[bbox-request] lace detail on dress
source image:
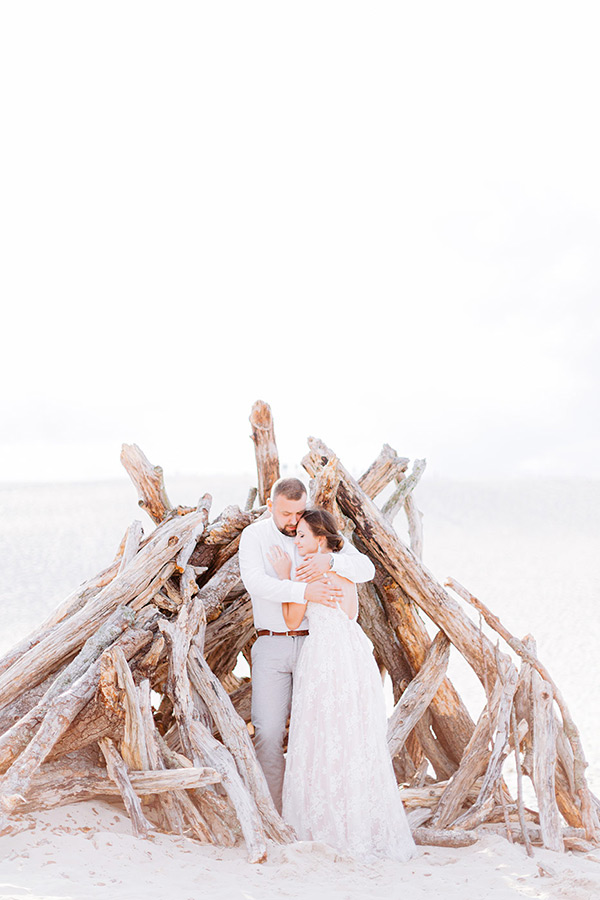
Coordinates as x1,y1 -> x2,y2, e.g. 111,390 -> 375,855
282,602 -> 416,863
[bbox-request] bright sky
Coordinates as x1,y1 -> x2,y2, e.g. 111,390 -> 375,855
2,2 -> 599,483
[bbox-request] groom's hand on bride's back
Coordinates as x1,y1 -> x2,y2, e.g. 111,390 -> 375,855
304,576 -> 343,608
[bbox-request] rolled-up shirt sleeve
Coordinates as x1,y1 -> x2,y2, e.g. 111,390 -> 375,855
239,526 -> 307,605
331,538 -> 375,583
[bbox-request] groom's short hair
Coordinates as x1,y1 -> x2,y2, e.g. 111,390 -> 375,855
271,477 -> 307,502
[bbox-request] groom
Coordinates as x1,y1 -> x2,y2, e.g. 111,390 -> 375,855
239,476 -> 374,813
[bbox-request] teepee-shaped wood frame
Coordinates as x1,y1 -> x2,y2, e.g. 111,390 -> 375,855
0,400 -> 597,860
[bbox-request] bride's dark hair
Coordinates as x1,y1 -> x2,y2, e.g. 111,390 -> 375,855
299,507 -> 344,552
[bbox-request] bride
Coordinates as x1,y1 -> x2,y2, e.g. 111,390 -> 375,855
266,507 -> 416,863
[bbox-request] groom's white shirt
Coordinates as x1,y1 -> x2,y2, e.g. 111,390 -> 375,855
239,514 -> 375,632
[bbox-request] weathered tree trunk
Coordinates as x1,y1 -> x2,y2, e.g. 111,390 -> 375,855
412,826 -> 478,847
303,437 -> 498,681
187,646 -> 294,843
373,568 -> 475,767
19,762 -> 221,815
205,592 -> 254,680
358,444 -> 409,499
382,458 -> 426,522
99,737 -> 154,839
120,443 -> 173,523
532,670 -> 564,851
160,595 -> 267,863
249,400 -> 280,505
432,662 -> 515,830
452,657 -> 519,830
387,631 -> 450,758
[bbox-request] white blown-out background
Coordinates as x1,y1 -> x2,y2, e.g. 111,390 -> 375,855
1,0 -> 599,808
1,2 -> 599,485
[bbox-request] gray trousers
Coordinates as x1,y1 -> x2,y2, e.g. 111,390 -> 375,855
251,634 -> 307,814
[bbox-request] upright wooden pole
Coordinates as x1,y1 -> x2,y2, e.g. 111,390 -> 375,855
249,401 -> 280,505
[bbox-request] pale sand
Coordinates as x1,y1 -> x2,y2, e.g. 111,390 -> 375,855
1,801 -> 600,900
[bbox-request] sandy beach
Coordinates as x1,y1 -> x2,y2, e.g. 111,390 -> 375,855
1,799 -> 600,900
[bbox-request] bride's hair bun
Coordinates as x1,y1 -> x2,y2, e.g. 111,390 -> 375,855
299,507 -> 344,552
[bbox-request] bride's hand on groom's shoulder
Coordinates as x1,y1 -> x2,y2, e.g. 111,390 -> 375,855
295,553 -> 331,583
266,546 -> 292,580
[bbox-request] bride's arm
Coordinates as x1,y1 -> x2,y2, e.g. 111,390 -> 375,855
282,600 -> 308,629
266,547 -> 308,628
266,548 -> 341,628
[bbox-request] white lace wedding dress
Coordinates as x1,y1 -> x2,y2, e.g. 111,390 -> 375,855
282,600 -> 416,863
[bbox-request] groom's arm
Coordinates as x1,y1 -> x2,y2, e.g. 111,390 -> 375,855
333,538 -> 375,583
239,526 -> 307,605
239,527 -> 344,606
296,538 -> 375,584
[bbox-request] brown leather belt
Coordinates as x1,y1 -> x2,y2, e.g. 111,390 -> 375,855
256,629 -> 309,637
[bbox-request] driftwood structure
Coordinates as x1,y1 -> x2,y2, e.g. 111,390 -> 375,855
0,401 -> 598,861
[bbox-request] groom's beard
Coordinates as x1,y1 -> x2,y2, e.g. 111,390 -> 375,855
277,523 -> 298,537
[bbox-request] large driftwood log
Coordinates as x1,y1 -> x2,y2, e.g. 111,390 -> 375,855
374,568 -> 475,766
118,521 -> 145,573
190,508 -> 261,579
19,762 -> 221,814
303,438 -> 500,686
532,670 -> 564,851
187,646 -> 294,843
311,456 -> 343,526
175,496 -> 212,574
412,826 -> 478,847
0,677 -> 60,738
99,737 -> 154,839
452,657 -> 519,831
432,658 -> 517,830
358,444 -> 409,499
382,458 -> 427,522
205,592 -> 254,680
387,631 -> 451,758
160,595 -> 267,863
158,739 -> 237,846
120,443 -> 173,524
108,649 -> 214,840
399,779 -> 483,810
356,582 -> 414,700
197,555 -> 242,621
249,400 -> 280,505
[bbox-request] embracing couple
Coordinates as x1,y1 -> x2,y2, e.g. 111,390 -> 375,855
239,477 -> 416,863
